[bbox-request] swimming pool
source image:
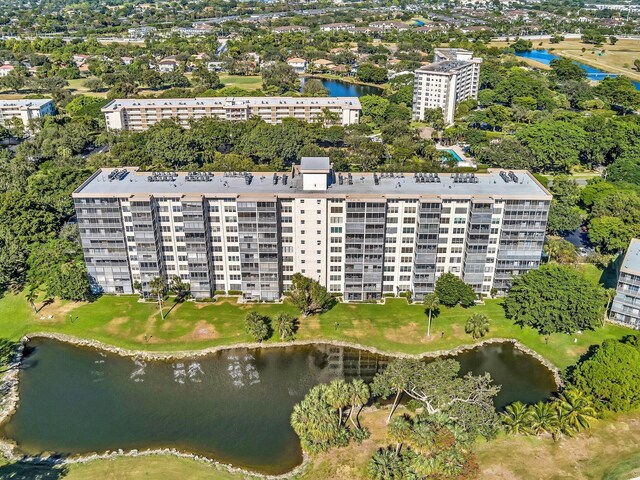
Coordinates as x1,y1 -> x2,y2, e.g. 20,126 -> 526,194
440,148 -> 464,163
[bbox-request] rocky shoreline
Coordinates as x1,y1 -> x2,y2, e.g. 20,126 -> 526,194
0,332 -> 563,476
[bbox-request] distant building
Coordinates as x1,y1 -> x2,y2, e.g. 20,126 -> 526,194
368,20 -> 409,31
0,64 -> 15,77
412,48 -> 482,125
101,97 -> 362,130
0,99 -> 55,129
319,23 -> 355,32
128,26 -> 157,39
158,57 -> 179,73
121,56 -> 134,65
610,239 -> 640,329
271,25 -> 309,33
287,57 -> 307,74
272,25 -> 310,34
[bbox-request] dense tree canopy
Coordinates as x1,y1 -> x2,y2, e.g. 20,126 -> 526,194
504,264 -> 606,335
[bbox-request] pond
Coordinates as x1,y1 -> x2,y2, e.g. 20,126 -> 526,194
301,76 -> 384,97
0,339 -> 557,475
515,49 -> 640,90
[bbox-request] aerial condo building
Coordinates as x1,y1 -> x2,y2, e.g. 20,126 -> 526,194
610,238 -> 640,329
0,99 -> 55,129
101,97 -> 362,130
73,159 -> 551,301
412,48 -> 482,125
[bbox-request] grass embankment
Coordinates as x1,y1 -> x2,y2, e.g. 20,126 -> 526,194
491,38 -> 640,82
10,407 -> 637,480
0,263 -> 631,369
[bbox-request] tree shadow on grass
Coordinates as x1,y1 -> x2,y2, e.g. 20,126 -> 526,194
0,458 -> 68,480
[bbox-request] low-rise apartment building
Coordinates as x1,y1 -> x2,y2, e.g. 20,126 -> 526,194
412,48 -> 482,125
73,159 -> 551,301
0,99 -> 55,128
610,239 -> 640,329
101,97 -> 362,130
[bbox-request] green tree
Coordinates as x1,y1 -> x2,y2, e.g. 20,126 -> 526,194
367,447 -> 403,480
289,273 -> 332,316
357,63 -> 388,84
149,276 -> 166,321
274,312 -> 297,341
501,401 -> 531,435
465,313 -> 490,340
569,336 -> 640,412
244,311 -> 271,342
594,76 -> 640,113
261,62 -> 299,94
528,402 -> 558,436
348,379 -> 370,429
326,379 -> 352,427
422,108 -> 445,131
550,58 -> 587,82
588,216 -> 633,253
504,264 -> 606,335
423,292 -> 440,337
511,38 -> 533,52
434,273 -> 476,307
301,78 -> 329,96
516,121 -> 587,172
25,286 -> 39,313
554,388 -> 596,435
359,95 -> 390,126
544,238 -> 577,264
169,275 -> 190,302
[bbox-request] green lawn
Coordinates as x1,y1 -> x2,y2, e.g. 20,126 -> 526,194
0,456 -> 243,480
218,74 -> 263,90
0,287 -> 631,369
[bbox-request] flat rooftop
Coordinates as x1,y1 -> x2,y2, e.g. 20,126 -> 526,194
0,99 -> 53,108
74,167 -> 551,200
417,60 -> 471,74
621,239 -> 640,274
101,97 -> 362,112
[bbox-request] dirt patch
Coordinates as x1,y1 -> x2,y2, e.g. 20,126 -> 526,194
383,322 -> 426,344
341,319 -> 372,339
104,317 -> 130,335
35,300 -> 82,324
178,320 -> 218,341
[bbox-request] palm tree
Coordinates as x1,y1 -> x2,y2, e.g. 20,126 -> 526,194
326,379 -> 351,427
388,415 -> 412,454
367,447 -> 402,480
274,312 -> 296,341
464,313 -> 490,340
603,288 -> 616,326
554,389 -> 596,435
501,401 -> 532,435
423,293 -> 440,337
347,379 -> 370,429
149,276 -> 166,321
25,287 -> 38,314
528,401 -> 558,436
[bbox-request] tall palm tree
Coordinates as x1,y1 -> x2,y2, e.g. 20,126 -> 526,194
326,379 -> 351,427
528,401 -> 558,436
25,287 -> 38,314
347,379 -> 370,429
554,389 -> 596,435
149,276 -> 166,321
423,293 -> 440,337
465,313 -> 490,340
501,401 -> 532,435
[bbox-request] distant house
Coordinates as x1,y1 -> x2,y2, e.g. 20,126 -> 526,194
0,64 -> 15,77
352,26 -> 383,35
72,54 -> 90,66
158,57 -> 179,73
312,58 -> 335,69
272,25 -> 310,34
128,26 -> 156,39
319,23 -> 355,32
121,56 -> 134,65
368,20 -> 409,31
287,57 -> 307,74
207,61 -> 223,72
